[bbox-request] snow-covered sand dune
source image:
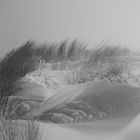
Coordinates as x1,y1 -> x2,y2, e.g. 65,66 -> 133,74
18,78 -> 140,122
16,77 -> 140,140
1,41 -> 140,139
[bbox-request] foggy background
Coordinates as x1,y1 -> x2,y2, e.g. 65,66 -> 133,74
0,0 -> 140,56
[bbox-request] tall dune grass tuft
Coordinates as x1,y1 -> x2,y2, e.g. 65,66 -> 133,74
0,117 -> 42,140
0,102 -> 42,140
0,39 -> 135,119
0,41 -> 42,112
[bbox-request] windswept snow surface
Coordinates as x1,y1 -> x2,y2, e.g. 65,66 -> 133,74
11,63 -> 140,140
16,72 -> 140,123
39,118 -> 134,140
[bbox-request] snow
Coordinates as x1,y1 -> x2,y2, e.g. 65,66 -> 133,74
39,116 -> 140,140
12,61 -> 140,139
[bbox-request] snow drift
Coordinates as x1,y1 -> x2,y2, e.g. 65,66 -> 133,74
17,78 -> 140,123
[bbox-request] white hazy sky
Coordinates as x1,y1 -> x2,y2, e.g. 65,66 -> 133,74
0,0 -> 140,56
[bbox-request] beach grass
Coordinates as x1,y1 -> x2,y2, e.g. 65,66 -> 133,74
0,40 -> 138,139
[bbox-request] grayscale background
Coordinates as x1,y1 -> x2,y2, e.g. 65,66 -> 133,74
0,0 -> 140,56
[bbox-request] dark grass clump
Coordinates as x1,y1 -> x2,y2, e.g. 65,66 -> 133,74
0,117 -> 42,140
66,40 -> 89,61
0,41 -> 43,113
38,40 -> 89,62
0,40 -> 89,116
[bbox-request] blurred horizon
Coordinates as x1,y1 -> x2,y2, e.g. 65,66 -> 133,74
1,0 -> 140,56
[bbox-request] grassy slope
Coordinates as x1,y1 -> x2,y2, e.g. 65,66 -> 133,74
0,40 -> 139,139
